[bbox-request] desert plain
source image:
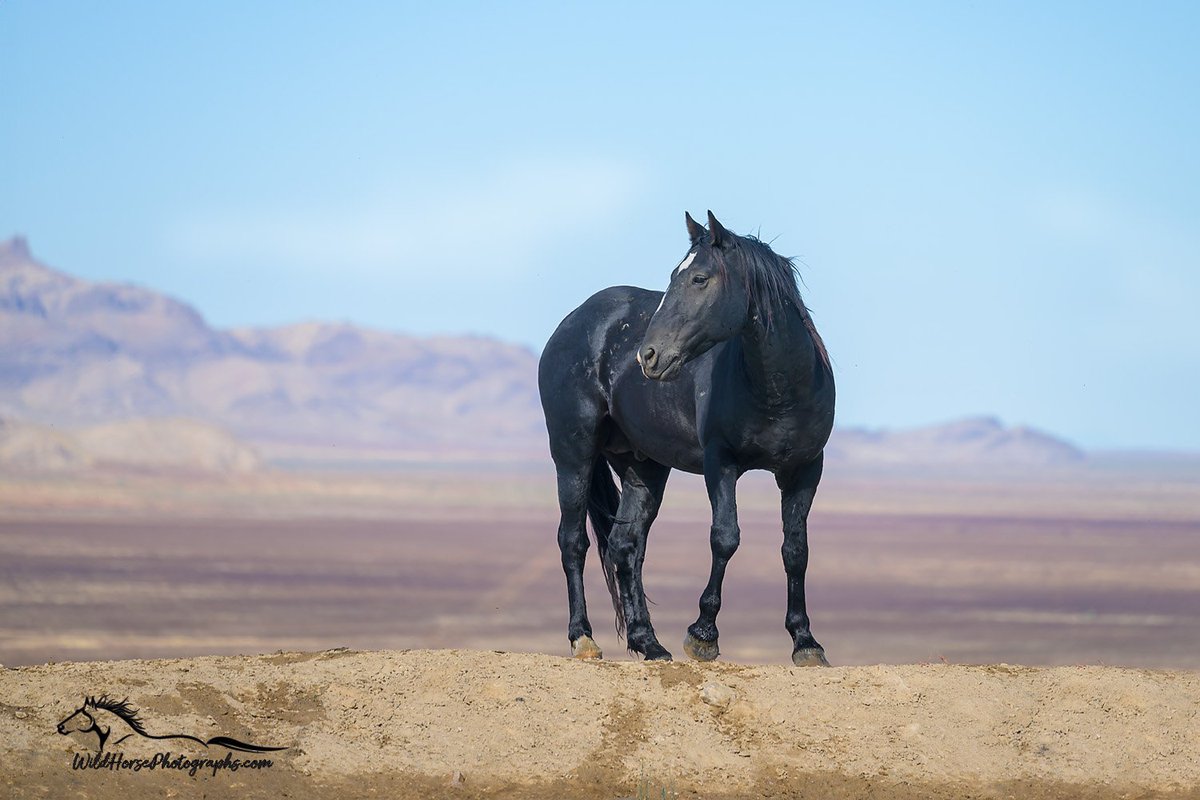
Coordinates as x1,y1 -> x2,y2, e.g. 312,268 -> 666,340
2,457 -> 1197,669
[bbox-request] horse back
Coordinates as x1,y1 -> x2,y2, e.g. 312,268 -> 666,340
539,285 -> 658,402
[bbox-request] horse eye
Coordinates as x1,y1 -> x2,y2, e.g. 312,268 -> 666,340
691,274 -> 708,286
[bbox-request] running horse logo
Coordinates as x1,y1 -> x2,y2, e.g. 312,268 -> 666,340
56,695 -> 288,753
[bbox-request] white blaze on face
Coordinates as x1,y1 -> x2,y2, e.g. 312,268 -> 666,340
674,251 -> 697,276
654,251 -> 697,315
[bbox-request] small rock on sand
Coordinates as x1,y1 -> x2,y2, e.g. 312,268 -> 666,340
700,681 -> 736,708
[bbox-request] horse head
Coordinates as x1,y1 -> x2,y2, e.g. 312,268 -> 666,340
638,211 -> 750,381
57,704 -> 94,735
56,695 -> 140,751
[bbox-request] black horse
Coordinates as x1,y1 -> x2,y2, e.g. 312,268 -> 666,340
539,211 -> 835,666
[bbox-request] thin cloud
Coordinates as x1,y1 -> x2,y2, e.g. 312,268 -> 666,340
165,157 -> 642,276
1026,186 -> 1198,353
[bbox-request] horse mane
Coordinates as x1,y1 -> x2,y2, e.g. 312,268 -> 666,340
86,695 -> 149,735
713,232 -> 831,371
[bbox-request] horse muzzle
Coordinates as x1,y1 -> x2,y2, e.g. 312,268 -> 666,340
637,345 -> 683,381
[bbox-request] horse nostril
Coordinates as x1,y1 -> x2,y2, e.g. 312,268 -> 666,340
639,346 -> 658,369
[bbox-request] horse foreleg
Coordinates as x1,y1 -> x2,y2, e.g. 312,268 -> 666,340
684,448 -> 739,662
778,454 -> 829,667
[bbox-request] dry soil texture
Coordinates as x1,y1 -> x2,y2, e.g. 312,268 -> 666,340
3,648 -> 1199,800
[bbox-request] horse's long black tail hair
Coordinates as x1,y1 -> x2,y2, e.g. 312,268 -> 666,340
586,455 -> 626,638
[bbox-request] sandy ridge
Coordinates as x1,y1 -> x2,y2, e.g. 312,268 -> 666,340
3,648 -> 1199,799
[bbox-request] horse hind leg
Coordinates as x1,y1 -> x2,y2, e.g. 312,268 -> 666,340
553,451 -> 604,659
544,360 -> 622,661
603,456 -> 672,661
568,459 -> 604,661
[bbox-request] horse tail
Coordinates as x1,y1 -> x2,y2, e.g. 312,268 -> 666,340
205,735 -> 288,753
586,455 -> 626,638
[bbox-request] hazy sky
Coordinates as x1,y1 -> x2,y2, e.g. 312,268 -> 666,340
3,3 -> 1198,450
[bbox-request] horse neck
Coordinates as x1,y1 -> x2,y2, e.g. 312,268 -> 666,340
93,709 -> 133,737
86,714 -> 112,749
736,302 -> 821,408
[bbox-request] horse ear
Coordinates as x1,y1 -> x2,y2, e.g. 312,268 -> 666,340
707,210 -> 730,248
685,211 -> 705,245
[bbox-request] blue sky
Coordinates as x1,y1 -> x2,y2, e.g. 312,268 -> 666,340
3,2 -> 1198,450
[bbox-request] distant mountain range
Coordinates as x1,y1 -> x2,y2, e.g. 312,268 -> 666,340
829,416 -> 1083,467
0,236 -> 1085,470
0,236 -> 543,461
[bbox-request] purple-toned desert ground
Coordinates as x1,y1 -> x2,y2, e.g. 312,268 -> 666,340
2,462 -> 1196,670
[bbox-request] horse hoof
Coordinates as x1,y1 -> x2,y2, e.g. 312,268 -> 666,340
683,633 -> 720,662
792,647 -> 830,667
643,644 -> 673,661
571,636 -> 603,660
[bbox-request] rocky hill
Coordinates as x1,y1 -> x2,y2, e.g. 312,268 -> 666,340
3,648 -> 1197,799
0,416 -> 261,473
0,237 -> 543,454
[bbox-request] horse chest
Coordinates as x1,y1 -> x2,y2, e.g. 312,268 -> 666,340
720,407 -> 825,471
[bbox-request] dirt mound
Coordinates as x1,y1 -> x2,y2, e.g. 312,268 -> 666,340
3,648 -> 1198,799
